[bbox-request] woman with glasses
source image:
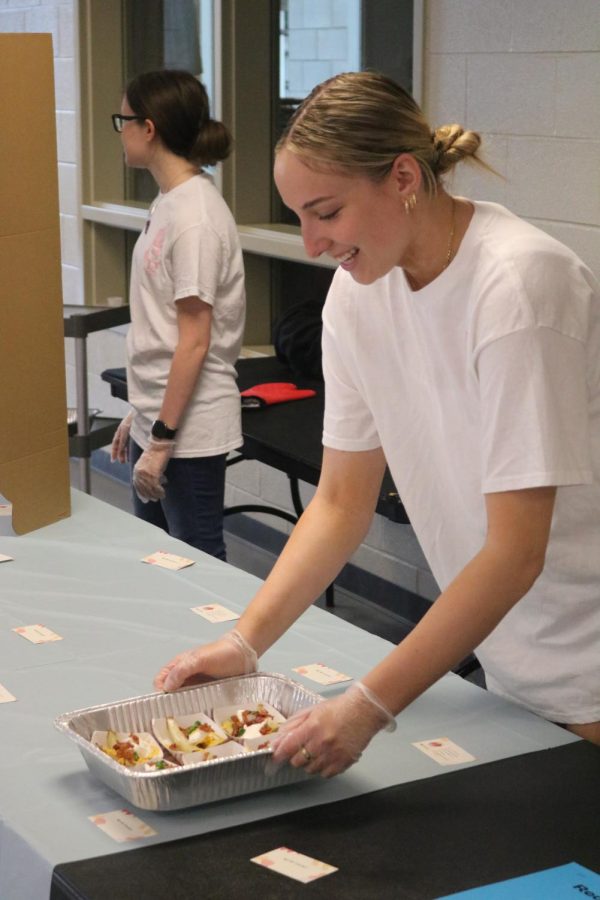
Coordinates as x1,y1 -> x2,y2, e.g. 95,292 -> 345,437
110,69 -> 245,560
155,71 -> 600,770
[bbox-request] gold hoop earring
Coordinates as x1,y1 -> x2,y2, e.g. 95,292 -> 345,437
403,193 -> 417,215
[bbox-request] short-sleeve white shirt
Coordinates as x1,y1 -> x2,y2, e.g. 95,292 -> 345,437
322,201 -> 600,722
127,173 -> 245,457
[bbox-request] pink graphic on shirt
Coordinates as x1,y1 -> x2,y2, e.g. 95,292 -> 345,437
144,228 -> 166,275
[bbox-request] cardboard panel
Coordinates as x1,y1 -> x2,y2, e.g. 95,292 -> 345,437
0,34 -> 71,533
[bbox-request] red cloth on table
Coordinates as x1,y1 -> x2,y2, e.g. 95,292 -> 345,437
240,382 -> 316,408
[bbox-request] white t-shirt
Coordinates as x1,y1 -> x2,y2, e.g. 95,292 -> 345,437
322,200 -> 600,723
127,173 -> 245,457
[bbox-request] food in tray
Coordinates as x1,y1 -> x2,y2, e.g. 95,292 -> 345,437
91,703 -> 287,773
151,712 -> 234,765
91,730 -> 163,769
166,715 -> 227,752
214,701 -> 286,750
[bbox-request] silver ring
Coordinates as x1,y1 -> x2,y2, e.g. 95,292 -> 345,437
300,745 -> 313,762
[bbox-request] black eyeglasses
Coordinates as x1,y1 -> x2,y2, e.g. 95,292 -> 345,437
111,113 -> 145,133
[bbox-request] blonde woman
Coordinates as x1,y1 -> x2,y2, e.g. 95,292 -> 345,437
155,72 -> 600,770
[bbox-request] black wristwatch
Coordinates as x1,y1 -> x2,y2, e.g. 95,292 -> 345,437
151,419 -> 178,440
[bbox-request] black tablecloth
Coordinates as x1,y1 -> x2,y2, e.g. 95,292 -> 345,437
52,741 -> 600,900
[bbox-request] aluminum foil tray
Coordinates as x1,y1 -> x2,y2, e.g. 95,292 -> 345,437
54,673 -> 322,811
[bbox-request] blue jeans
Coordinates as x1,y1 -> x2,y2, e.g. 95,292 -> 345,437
130,440 -> 227,560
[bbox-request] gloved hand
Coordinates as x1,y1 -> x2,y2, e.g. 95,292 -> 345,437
132,438 -> 175,502
270,681 -> 397,778
110,411 -> 134,464
240,382 -> 316,408
154,629 -> 258,692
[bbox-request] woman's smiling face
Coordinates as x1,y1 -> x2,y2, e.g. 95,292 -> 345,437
274,148 -> 408,285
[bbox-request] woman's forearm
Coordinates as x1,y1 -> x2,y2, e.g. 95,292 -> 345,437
157,297 -> 212,429
158,342 -> 207,428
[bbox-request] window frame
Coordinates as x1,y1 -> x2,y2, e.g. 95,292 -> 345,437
79,0 -> 423,336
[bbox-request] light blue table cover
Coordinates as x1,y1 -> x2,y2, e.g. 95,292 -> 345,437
0,491 -> 577,899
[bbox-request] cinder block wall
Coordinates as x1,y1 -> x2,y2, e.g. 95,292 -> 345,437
425,0 -> 599,274
284,0 -> 361,96
3,0 -> 598,601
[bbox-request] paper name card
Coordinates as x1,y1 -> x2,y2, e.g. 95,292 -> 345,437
89,809 -> 157,843
142,551 -> 195,570
13,624 -> 63,644
412,737 -> 475,766
191,603 -> 240,623
292,662 -> 353,685
251,846 -> 338,884
0,683 -> 16,703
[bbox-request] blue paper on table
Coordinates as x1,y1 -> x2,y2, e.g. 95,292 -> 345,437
437,862 -> 600,899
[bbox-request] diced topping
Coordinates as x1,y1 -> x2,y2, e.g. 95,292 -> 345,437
224,706 -> 273,735
184,720 -> 214,737
113,740 -> 137,764
259,721 -> 279,735
241,705 -> 269,726
222,713 -> 246,738
100,737 -> 156,767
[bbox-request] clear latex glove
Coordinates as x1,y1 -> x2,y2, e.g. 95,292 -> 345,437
270,681 -> 397,779
132,438 -> 176,503
110,411 -> 134,464
154,629 -> 258,692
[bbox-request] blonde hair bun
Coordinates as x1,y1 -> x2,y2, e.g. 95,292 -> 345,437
432,125 -> 482,175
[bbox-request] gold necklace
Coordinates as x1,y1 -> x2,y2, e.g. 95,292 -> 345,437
406,199 -> 457,290
443,198 -> 456,270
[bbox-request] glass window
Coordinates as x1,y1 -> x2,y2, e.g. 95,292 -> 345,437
273,0 -> 414,325
275,0 -> 413,229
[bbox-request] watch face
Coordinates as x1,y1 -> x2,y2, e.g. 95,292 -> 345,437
152,420 -> 173,440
